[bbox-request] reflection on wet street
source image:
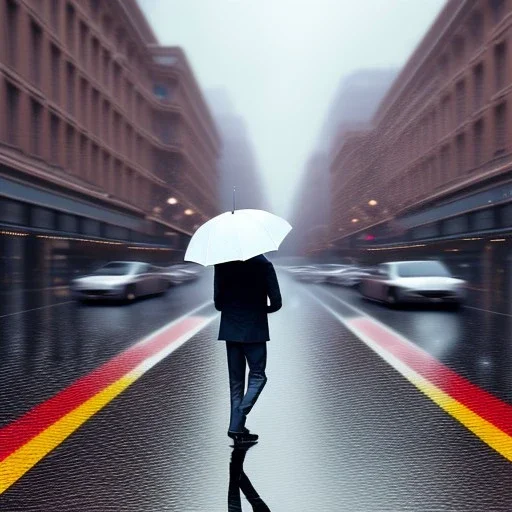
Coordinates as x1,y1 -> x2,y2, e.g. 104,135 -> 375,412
0,271 -> 511,511
228,444 -> 271,512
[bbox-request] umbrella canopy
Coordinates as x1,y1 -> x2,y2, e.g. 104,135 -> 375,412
184,209 -> 292,266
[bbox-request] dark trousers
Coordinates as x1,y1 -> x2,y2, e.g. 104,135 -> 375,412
226,341 -> 268,432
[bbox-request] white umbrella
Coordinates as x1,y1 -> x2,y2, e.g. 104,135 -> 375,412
184,209 -> 292,266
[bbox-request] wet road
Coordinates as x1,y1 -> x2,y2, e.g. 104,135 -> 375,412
0,270 -> 511,511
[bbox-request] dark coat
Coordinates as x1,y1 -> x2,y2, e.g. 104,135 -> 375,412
214,254 -> 282,342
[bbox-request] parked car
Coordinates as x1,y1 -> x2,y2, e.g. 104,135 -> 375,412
359,260 -> 466,307
71,261 -> 169,302
325,266 -> 374,287
163,263 -> 203,285
291,264 -> 350,283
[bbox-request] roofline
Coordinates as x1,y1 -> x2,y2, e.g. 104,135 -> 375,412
118,0 -> 159,44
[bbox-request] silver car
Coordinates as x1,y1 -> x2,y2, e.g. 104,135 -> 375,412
325,267 -> 373,287
163,263 -> 203,285
360,260 -> 467,307
71,261 -> 169,302
291,264 -> 350,283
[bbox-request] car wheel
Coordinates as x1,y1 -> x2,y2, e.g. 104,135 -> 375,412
386,288 -> 399,307
125,284 -> 137,302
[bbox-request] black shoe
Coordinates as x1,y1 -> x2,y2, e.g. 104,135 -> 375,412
227,430 -> 259,444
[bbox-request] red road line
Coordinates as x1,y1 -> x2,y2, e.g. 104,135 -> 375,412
350,317 -> 512,436
0,316 -> 206,462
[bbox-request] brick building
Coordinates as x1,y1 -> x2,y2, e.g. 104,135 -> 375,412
0,0 -> 220,286
329,0 -> 512,253
287,70 -> 396,258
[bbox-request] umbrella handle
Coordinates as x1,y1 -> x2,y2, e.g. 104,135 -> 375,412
232,186 -> 236,214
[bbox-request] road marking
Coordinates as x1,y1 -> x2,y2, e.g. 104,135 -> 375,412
0,301 -> 74,319
464,305 -> 512,317
306,288 -> 512,462
0,300 -> 217,493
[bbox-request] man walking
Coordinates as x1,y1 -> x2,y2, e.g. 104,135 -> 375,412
214,253 -> 282,444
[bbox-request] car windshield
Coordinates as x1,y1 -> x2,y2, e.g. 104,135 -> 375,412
396,261 -> 451,278
92,262 -> 136,276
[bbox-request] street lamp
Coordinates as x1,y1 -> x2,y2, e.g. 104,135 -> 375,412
368,199 -> 378,207
351,218 -> 359,223
167,197 -> 178,205
184,209 -> 194,216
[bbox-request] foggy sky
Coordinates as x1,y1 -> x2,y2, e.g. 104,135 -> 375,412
137,0 -> 447,218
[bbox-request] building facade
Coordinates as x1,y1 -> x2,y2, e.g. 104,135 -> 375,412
0,0 -> 220,286
329,0 -> 512,249
287,70 -> 396,258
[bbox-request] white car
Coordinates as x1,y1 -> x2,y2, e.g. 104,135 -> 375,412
71,261 -> 169,302
360,260 -> 466,307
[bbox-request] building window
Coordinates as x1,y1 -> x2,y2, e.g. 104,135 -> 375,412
126,125 -> 133,159
494,42 -> 507,91
490,0 -> 506,24
6,83 -> 19,146
153,84 -> 169,100
137,134 -> 143,165
126,169 -> 133,202
103,100 -> 110,143
452,36 -> 465,64
66,3 -> 75,53
116,29 -> 125,52
51,45 -> 61,102
80,78 -> 88,127
92,89 -> 100,135
66,125 -> 75,171
90,0 -> 100,20
92,38 -> 100,75
102,152 -> 110,190
113,63 -> 122,95
114,112 -> 121,150
472,209 -> 495,230
102,15 -> 112,38
50,114 -> 60,163
456,133 -> 466,174
6,0 -> 18,67
455,80 -> 466,125
114,159 -> 122,195
428,157 -> 437,191
80,135 -> 88,176
102,50 -> 110,89
126,81 -> 133,116
473,63 -> 484,111
79,22 -> 88,65
469,11 -> 484,45
31,100 -> 42,156
66,63 -> 75,115
91,144 -> 99,182
474,118 -> 484,166
441,144 -> 451,179
50,0 -> 60,32
31,22 -> 43,86
495,102 -> 507,153
441,95 -> 451,133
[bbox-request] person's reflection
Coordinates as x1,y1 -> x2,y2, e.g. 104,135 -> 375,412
228,444 -> 271,511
